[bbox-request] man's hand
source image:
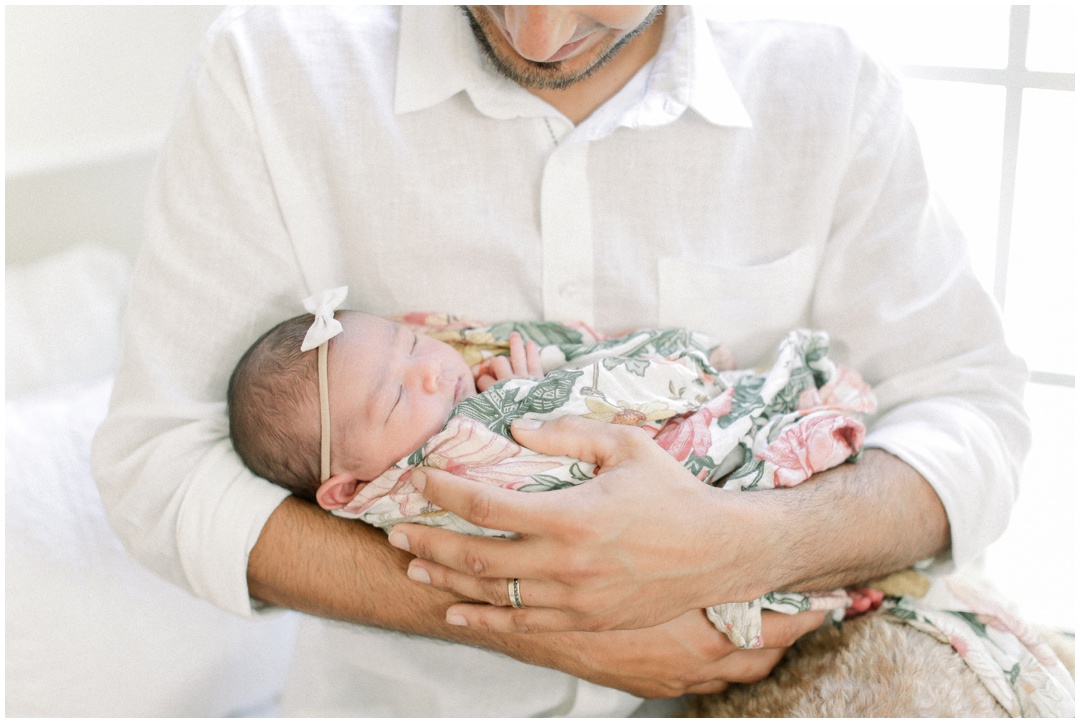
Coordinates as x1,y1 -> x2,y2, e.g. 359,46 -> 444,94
542,608 -> 829,698
249,495 -> 825,699
390,417 -> 950,635
476,331 -> 543,391
389,415 -> 766,633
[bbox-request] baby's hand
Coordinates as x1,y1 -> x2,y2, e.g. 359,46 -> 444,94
709,344 -> 737,371
476,332 -> 543,392
844,587 -> 885,619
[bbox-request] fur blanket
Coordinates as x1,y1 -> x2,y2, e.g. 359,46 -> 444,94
685,612 -> 1075,717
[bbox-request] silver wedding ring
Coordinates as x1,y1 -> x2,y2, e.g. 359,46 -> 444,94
508,578 -> 524,609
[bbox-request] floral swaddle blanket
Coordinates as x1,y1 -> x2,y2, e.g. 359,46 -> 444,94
333,315 -> 1073,717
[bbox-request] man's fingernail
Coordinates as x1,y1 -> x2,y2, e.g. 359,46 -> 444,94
447,614 -> 468,627
512,418 -> 542,431
388,531 -> 410,552
407,564 -> 430,584
411,470 -> 426,491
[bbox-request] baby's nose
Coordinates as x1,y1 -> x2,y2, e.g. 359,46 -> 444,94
411,357 -> 441,394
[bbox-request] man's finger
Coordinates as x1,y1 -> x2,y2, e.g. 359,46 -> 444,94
408,468 -> 573,535
390,520 -> 526,578
757,609 -> 829,649
710,646 -> 788,685
408,558 -> 565,610
509,415 -> 652,469
444,601 -> 596,633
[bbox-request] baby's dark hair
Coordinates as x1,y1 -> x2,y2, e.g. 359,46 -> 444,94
227,314 -> 322,501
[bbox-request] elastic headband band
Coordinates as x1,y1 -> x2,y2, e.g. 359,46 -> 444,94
300,286 -> 349,484
317,343 -> 331,482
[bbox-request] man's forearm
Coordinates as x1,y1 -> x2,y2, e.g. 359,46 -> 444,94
249,496 -> 577,663
745,449 -> 951,596
251,496 -> 482,633
247,497 -> 823,698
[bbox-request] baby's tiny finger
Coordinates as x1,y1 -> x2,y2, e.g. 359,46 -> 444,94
509,332 -> 527,374
525,339 -> 542,377
491,355 -> 513,381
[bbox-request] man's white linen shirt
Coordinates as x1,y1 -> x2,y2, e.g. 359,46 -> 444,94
94,0 -> 1028,674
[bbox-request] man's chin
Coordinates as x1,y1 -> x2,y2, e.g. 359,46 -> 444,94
460,6 -> 639,92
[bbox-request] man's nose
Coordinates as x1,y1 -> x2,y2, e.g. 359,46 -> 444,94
501,6 -> 578,62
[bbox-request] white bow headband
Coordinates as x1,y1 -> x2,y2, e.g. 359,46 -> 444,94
301,286 -> 348,482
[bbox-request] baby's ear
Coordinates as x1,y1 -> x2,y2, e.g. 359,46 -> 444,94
315,473 -> 363,510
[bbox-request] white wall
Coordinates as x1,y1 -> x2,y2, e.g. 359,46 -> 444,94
5,6 -> 223,263
6,5 -> 224,174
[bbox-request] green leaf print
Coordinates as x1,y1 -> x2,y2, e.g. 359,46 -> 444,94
761,368 -> 812,417
560,327 -> 710,367
567,462 -> 593,482
948,610 -> 989,638
451,385 -> 524,437
762,591 -> 812,612
637,327 -> 705,358
487,321 -> 584,346
603,355 -> 651,377
407,446 -> 426,466
519,369 -> 584,415
887,605 -> 920,622
727,449 -> 766,491
801,332 -> 832,384
720,375 -> 766,429
684,453 -> 716,478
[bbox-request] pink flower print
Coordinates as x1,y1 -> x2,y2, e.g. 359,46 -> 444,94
950,635 -> 970,657
654,389 -> 733,462
582,396 -> 677,426
392,311 -> 480,335
339,467 -> 411,516
347,417 -> 565,518
819,365 -> 877,414
654,413 -> 712,463
797,387 -> 823,410
424,417 -> 563,490
757,413 -> 866,487
704,387 -> 734,419
945,578 -> 1062,668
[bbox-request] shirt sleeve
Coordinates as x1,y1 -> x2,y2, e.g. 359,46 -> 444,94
91,13 -> 312,616
810,50 -> 1031,571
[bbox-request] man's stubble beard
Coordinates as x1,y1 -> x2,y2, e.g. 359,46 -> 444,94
460,6 -> 664,91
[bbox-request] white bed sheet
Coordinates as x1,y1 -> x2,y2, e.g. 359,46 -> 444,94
5,244 -> 298,717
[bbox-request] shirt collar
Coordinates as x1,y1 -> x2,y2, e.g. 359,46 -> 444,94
394,5 -> 752,131
395,6 -> 552,120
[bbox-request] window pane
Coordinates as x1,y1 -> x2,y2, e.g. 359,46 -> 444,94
1027,4 -> 1076,73
1004,89 -> 1076,375
704,4 -> 1010,69
901,80 -> 1004,294
983,383 -> 1074,631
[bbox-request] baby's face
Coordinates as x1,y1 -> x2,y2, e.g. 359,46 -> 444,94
327,312 -> 477,481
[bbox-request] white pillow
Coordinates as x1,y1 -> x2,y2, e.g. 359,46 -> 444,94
5,244 -> 131,399
5,378 -> 299,717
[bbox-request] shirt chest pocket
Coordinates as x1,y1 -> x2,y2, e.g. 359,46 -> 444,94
657,245 -> 818,366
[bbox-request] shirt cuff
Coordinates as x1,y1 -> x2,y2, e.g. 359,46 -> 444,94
863,398 -> 1020,573
176,440 -> 293,618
